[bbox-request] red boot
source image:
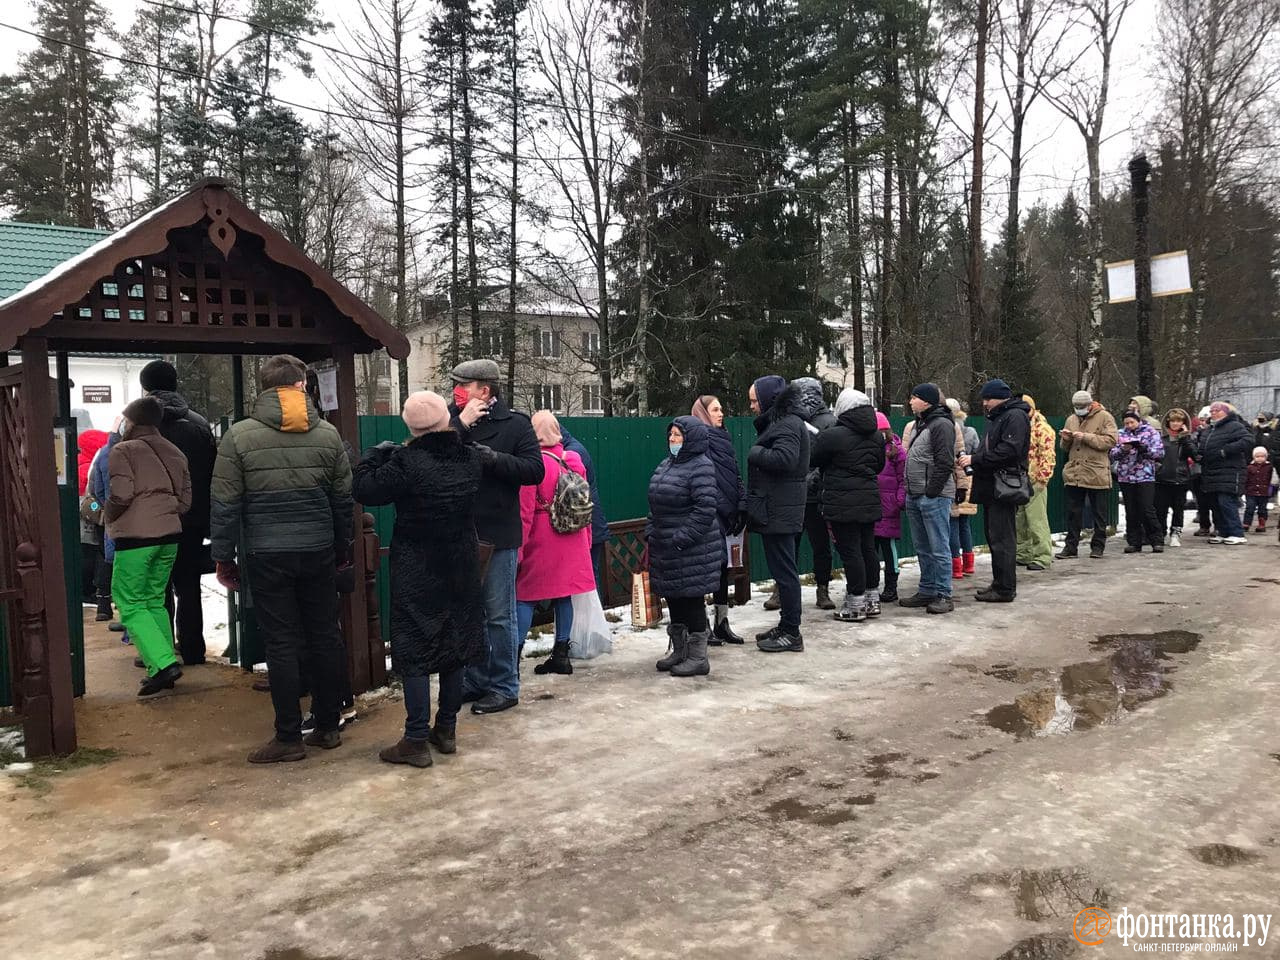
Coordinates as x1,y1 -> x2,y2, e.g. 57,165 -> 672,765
962,551 -> 976,576
952,556 -> 965,580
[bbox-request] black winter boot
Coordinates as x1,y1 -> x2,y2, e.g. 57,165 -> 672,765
670,631 -> 710,677
815,585 -> 836,610
763,586 -> 781,611
656,624 -> 689,672
712,604 -> 743,644
535,641 -> 574,675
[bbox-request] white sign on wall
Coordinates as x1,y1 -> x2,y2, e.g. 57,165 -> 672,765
1105,250 -> 1193,304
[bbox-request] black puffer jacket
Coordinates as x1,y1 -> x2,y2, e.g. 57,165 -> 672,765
448,395 -> 545,549
352,431 -> 485,677
810,404 -> 885,524
1156,432 -> 1198,485
645,417 -> 722,599
151,389 -> 217,536
970,397 -> 1032,505
704,426 -> 746,534
1198,412 -> 1253,494
792,377 -> 837,505
746,384 -> 811,535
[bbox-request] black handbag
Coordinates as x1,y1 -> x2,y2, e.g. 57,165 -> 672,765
993,466 -> 1033,506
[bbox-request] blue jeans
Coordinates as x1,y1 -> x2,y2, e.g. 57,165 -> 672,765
517,597 -> 574,651
403,669 -> 464,740
464,548 -> 520,700
905,495 -> 954,598
1212,492 -> 1245,538
949,515 -> 974,557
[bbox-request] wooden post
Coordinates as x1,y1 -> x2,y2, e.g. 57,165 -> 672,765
20,338 -> 76,755
55,352 -> 71,419
362,513 -> 384,680
333,345 -> 375,691
1130,154 -> 1155,400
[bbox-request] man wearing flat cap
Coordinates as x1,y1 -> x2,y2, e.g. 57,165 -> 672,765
448,358 -> 544,715
960,379 -> 1031,602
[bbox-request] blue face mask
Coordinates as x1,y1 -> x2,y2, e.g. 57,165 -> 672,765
669,442 -> 683,458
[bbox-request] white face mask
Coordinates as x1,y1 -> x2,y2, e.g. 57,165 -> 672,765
1073,406 -> 1090,418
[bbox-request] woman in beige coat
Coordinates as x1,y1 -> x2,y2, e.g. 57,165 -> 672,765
106,397 -> 192,696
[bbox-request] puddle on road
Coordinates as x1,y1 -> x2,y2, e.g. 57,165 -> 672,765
993,933 -> 1077,960
262,950 -> 347,960
1190,843 -> 1262,867
964,867 -> 1110,922
1250,577 -> 1280,585
845,793 -> 876,805
435,948 -> 544,960
985,663 -> 1055,683
764,797 -> 857,826
983,632 -> 1202,739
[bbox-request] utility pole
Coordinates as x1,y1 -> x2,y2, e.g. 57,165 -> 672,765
1129,153 -> 1154,399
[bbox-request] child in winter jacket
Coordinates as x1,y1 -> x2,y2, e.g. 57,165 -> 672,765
1243,447 -> 1276,533
1155,408 -> 1197,546
1111,410 -> 1165,553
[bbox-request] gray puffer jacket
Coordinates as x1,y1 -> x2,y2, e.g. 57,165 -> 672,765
905,404 -> 958,499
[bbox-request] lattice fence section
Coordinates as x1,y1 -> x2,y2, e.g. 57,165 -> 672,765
0,381 -> 32,549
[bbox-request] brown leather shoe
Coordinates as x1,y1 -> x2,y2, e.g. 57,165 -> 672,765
303,729 -> 341,750
251,678 -> 271,692
379,737 -> 432,768
247,737 -> 305,764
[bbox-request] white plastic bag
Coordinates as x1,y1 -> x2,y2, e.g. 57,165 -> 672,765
570,590 -> 613,660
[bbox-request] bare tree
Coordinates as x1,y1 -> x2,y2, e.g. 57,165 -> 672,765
967,0 -> 990,384
528,0 -> 627,416
1045,0 -> 1134,393
327,0 -> 431,406
1155,0 -> 1280,397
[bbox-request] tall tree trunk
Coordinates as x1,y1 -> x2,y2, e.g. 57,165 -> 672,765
968,0 -> 989,385
393,4 -> 410,406
459,13 -> 482,351
1081,133 -> 1104,394
998,0 -> 1032,369
842,106 -> 864,391
879,150 -> 893,411
449,51 -> 461,369
505,4 -> 519,398
632,0 -> 651,416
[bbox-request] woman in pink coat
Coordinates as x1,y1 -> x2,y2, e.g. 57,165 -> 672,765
518,411 -> 596,676
874,412 -> 907,603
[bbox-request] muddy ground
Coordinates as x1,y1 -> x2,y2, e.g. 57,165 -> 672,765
2,539 -> 1279,960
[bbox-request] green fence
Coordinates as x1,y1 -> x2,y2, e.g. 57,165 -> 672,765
356,413 -> 1118,617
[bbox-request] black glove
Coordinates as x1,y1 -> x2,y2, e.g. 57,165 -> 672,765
729,511 -> 747,536
472,442 -> 498,465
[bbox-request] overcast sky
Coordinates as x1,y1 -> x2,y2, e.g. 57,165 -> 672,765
0,0 -> 1162,233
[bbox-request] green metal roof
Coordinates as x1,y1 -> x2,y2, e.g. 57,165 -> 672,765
0,220 -> 110,300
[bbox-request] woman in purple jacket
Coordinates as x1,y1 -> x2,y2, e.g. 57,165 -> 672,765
1110,410 -> 1166,554
874,412 -> 907,603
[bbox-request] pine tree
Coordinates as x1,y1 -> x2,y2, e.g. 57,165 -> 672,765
0,0 -> 121,226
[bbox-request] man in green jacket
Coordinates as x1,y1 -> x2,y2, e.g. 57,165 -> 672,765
210,354 -> 354,764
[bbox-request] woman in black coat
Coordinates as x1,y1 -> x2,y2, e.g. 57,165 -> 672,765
691,394 -> 746,644
810,388 -> 885,622
354,391 -> 484,769
646,416 -> 722,678
1198,402 -> 1254,542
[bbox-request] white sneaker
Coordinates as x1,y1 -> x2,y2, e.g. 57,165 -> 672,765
1208,536 -> 1224,544
1169,532 -> 1181,547
1223,536 -> 1248,545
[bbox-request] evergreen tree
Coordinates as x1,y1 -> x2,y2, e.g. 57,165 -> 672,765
0,0 -> 121,226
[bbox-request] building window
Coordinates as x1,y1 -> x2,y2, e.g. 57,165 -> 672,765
534,383 -> 563,412
581,331 -> 600,359
534,329 -> 561,359
477,327 -> 506,358
582,383 -> 603,412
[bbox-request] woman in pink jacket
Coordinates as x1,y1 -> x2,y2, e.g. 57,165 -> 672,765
874,412 -> 907,603
518,411 -> 596,676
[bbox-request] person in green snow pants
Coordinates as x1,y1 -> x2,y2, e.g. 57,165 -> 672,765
105,396 -> 192,697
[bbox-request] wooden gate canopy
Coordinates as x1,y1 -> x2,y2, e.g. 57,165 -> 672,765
0,178 -> 410,361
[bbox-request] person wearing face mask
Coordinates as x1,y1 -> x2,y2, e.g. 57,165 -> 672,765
106,397 -> 192,697
690,394 -> 747,644
647,416 -> 721,677
446,358 -> 545,716
1198,400 -> 1253,545
1056,389 -> 1118,560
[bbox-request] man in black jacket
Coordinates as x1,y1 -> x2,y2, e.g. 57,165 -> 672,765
789,377 -> 838,611
448,358 -> 545,714
962,379 -> 1031,602
140,360 -> 218,665
747,376 -> 811,653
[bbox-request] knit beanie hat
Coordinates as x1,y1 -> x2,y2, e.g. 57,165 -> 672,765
1254,446 -> 1268,458
140,359 -> 178,392
401,390 -> 450,437
122,396 -> 164,429
753,375 -> 787,414
980,378 -> 1013,400
875,411 -> 891,431
911,383 -> 941,407
1072,390 -> 1093,408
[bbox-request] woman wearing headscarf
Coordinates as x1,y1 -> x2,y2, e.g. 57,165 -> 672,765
810,389 -> 885,621
874,412 -> 907,603
355,391 -> 484,768
690,395 -> 747,643
647,416 -> 721,676
105,397 -> 192,697
517,411 -> 596,675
